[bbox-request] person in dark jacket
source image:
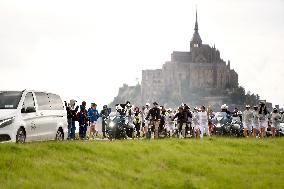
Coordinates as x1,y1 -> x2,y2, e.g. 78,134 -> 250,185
100,105 -> 111,138
146,102 -> 161,139
173,106 -> 188,138
184,105 -> 193,136
78,101 -> 88,140
64,99 -> 79,140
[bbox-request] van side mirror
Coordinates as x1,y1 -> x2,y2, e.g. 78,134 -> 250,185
21,108 -> 26,113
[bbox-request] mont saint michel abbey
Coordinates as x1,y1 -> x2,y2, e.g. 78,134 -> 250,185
111,11 -> 255,109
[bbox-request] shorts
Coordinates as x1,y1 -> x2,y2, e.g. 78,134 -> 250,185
253,123 -> 259,130
148,121 -> 159,132
271,123 -> 280,130
90,121 -> 97,131
199,124 -> 208,132
194,124 -> 199,130
243,123 -> 252,130
259,120 -> 268,128
166,124 -> 175,131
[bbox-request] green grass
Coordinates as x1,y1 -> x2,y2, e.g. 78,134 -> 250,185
0,138 -> 283,189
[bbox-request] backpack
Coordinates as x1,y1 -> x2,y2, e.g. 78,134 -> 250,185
76,112 -> 81,122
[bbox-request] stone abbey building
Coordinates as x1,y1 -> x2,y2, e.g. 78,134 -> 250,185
111,11 -> 246,109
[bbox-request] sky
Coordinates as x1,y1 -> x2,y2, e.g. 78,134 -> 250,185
0,0 -> 283,109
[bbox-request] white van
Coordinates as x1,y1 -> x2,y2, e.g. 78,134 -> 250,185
0,90 -> 68,143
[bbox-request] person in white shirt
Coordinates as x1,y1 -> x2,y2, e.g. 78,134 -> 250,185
198,106 -> 209,139
252,105 -> 259,138
281,111 -> 284,122
271,108 -> 281,137
258,101 -> 269,138
165,108 -> 175,137
192,107 -> 199,138
242,105 -> 253,137
142,103 -> 151,138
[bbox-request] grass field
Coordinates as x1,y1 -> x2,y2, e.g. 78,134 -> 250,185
0,138 -> 283,189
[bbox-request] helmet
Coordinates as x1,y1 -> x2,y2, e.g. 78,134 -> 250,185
253,105 -> 258,108
167,108 -> 172,112
221,104 -> 227,109
273,107 -> 278,112
245,105 -> 250,108
116,105 -> 123,111
153,102 -> 158,105
126,101 -> 131,107
237,111 -> 242,115
146,102 -> 150,106
103,105 -> 107,109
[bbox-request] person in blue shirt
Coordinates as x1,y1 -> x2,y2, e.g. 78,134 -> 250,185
88,103 -> 100,139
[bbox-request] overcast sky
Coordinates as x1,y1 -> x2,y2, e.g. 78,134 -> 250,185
0,0 -> 283,109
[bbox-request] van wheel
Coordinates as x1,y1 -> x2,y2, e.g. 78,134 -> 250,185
16,128 -> 26,144
55,128 -> 64,141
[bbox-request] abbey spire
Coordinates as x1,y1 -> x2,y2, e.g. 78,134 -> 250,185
194,9 -> 198,32
190,9 -> 202,49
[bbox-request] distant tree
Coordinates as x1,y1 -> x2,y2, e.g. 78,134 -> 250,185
230,86 -> 246,104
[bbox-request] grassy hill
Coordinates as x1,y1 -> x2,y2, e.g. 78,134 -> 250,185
0,138 -> 283,189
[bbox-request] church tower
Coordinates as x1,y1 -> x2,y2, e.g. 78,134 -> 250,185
190,9 -> 202,51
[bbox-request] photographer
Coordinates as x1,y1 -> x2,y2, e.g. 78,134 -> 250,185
64,99 -> 79,140
100,105 -> 111,139
146,102 -> 161,139
184,105 -> 193,137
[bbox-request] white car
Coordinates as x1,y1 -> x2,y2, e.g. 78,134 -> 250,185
0,90 -> 68,143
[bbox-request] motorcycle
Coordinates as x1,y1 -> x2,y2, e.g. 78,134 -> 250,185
212,112 -> 232,136
278,122 -> 284,136
106,112 -> 129,140
229,116 -> 243,137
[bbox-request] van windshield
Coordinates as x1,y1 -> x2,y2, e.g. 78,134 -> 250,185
0,91 -> 23,109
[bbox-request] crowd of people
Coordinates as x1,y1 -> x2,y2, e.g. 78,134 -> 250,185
64,100 -> 284,140
64,100 -> 110,140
